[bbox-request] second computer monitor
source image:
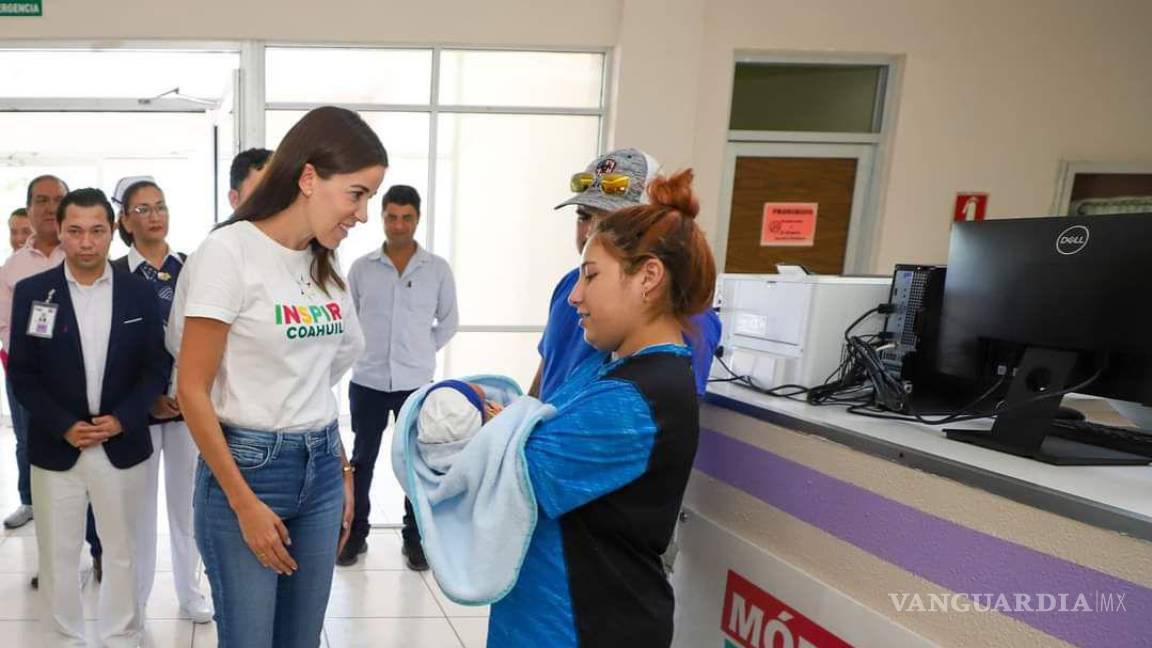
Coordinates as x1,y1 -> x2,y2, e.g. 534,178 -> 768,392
936,213 -> 1152,405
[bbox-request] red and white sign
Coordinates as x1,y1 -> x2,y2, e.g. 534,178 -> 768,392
761,203 -> 818,247
722,571 -> 854,648
953,193 -> 988,222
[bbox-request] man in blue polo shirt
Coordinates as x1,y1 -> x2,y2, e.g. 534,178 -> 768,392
529,148 -> 721,401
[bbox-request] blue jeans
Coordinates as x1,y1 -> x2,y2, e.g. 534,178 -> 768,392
6,377 -> 31,505
194,422 -> 344,648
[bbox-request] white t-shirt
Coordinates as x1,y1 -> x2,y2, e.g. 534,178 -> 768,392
176,220 -> 364,432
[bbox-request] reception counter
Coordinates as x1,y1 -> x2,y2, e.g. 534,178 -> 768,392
671,383 -> 1152,647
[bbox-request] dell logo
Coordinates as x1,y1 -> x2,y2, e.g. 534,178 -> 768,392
1056,225 -> 1090,255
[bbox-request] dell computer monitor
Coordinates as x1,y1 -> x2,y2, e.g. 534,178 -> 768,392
935,213 -> 1152,464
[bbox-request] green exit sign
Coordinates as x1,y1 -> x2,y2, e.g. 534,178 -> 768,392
0,0 -> 42,16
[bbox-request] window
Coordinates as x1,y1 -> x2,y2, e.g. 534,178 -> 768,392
265,109 -> 432,262
0,49 -> 237,99
265,48 -> 432,105
434,113 -> 598,327
0,48 -> 240,262
729,63 -> 886,133
0,44 -> 607,431
264,46 -> 607,389
438,50 -> 603,109
0,46 -> 242,425
0,112 -> 224,258
718,55 -> 898,276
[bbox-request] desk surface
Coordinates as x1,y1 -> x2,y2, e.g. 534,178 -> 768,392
705,382 -> 1152,542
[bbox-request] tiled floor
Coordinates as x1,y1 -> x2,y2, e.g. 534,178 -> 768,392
0,423 -> 488,647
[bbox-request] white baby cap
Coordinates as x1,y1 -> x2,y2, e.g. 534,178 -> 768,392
417,385 -> 484,445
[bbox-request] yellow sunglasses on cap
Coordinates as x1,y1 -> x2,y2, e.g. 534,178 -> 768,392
570,172 -> 632,195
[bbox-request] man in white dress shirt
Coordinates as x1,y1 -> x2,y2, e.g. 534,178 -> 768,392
338,185 -> 459,570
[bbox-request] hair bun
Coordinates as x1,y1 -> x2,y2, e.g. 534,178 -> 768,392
646,169 -> 699,219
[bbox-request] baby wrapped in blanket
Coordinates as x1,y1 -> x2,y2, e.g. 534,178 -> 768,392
393,375 -> 554,605
417,380 -> 504,474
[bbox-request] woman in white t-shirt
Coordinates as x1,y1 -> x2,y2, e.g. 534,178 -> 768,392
174,106 -> 385,648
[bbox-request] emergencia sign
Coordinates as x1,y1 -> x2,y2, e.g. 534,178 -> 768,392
0,0 -> 41,16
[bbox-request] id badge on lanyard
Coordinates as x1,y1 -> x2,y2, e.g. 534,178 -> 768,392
27,289 -> 59,339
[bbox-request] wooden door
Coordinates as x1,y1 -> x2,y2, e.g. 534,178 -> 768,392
721,144 -> 872,275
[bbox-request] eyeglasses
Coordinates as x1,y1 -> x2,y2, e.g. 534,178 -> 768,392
570,172 -> 631,195
128,204 -> 169,218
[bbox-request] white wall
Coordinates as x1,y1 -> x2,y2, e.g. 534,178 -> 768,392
687,0 -> 1152,271
0,0 -> 620,46
5,0 -> 1152,273
608,0 -> 704,172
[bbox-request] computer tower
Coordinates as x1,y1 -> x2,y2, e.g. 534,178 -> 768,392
880,264 -> 947,385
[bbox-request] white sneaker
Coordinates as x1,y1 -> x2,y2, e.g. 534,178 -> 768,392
180,596 -> 214,624
3,505 -> 33,529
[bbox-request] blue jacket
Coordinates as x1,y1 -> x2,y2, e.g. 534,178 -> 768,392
9,264 -> 169,471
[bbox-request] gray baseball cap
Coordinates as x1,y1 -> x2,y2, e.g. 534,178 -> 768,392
555,148 -> 661,212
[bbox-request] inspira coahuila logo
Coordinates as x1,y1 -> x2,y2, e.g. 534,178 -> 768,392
274,302 -> 345,339
1056,225 -> 1090,256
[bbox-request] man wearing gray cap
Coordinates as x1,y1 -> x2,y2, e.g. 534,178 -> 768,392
530,149 -> 722,402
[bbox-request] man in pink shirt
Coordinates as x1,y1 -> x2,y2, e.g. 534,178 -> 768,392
8,209 -> 33,252
2,175 -> 67,532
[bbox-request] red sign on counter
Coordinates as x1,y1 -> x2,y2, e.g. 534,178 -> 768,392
722,571 -> 853,648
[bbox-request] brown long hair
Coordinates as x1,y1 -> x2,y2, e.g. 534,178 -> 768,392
221,106 -> 388,294
593,169 -> 717,330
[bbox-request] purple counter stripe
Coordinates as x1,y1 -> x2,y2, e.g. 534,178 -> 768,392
695,428 -> 1152,647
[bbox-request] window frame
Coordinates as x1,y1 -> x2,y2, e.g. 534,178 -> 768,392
0,39 -> 612,336
262,42 -> 610,334
721,50 -> 905,274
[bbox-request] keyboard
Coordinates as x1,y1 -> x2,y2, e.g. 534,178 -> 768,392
1051,420 -> 1152,458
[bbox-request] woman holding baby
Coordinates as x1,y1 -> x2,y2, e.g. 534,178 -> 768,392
486,169 -> 716,647
400,169 -> 714,647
